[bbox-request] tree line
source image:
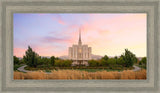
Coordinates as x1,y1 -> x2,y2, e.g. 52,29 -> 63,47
14,46 -> 146,69
88,49 -> 138,69
14,46 -> 72,68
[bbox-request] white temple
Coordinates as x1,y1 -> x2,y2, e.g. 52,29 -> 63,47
68,28 -> 92,66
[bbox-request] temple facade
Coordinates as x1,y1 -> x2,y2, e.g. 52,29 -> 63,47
68,28 -> 92,66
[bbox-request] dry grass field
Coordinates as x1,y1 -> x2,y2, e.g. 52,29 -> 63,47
14,69 -> 146,80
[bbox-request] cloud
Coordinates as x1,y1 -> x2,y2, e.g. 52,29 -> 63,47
41,36 -> 72,43
53,14 -> 66,25
14,48 -> 26,57
78,14 -> 146,57
14,13 -> 146,57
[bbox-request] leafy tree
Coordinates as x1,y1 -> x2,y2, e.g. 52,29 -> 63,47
37,56 -> 43,66
63,60 -> 72,67
19,58 -> 25,64
23,46 -> 39,67
141,57 -> 146,64
40,57 -> 51,67
114,56 -> 118,64
121,49 -> 137,67
139,61 -> 142,65
54,59 -> 72,67
13,56 -> 20,65
107,58 -> 116,66
102,55 -> 109,61
54,59 -> 63,67
55,57 -> 59,60
88,60 -> 99,67
101,59 -> 108,66
100,55 -> 109,67
97,60 -> 102,66
50,56 -> 55,66
117,57 -> 125,66
139,57 -> 147,65
114,56 -> 118,59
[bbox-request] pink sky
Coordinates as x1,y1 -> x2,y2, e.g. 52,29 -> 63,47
14,13 -> 146,57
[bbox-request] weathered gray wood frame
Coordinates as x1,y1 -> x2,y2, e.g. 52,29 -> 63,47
0,0 -> 159,93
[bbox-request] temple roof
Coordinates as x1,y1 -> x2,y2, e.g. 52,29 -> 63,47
78,28 -> 82,45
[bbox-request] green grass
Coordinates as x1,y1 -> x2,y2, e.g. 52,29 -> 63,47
45,69 -> 51,72
55,69 -> 123,72
138,65 -> 146,69
23,65 -> 134,72
134,64 -> 146,69
76,69 -> 123,72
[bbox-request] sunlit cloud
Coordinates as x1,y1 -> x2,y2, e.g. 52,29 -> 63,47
14,48 -> 26,57
14,13 -> 146,57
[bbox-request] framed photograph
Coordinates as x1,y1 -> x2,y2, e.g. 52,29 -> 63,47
0,0 -> 160,93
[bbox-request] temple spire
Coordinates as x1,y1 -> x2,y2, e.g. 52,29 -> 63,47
78,28 -> 82,45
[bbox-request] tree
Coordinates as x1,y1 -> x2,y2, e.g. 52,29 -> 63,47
121,49 -> 137,67
40,57 -> 51,67
13,56 -> 20,65
141,57 -> 146,64
88,60 -> 99,67
37,56 -> 43,66
54,59 -> 61,67
55,57 -> 59,60
139,57 -> 147,66
101,59 -> 108,66
114,56 -> 118,64
50,56 -> 55,66
19,58 -> 25,64
23,46 -> 39,67
54,59 -> 72,67
63,60 -> 72,67
117,57 -> 125,66
102,55 -> 109,61
107,58 -> 116,66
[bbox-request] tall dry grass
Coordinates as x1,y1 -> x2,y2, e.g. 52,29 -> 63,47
14,69 -> 146,80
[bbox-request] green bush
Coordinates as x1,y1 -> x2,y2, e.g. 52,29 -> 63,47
139,57 -> 147,69
88,60 -> 99,67
117,57 -> 125,66
63,60 -> 72,67
55,59 -> 72,67
100,59 -> 108,66
107,58 -> 116,66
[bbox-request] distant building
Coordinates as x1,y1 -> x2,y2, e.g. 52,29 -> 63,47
68,28 -> 92,66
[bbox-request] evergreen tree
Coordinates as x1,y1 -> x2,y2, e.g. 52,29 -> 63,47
23,46 -> 39,67
122,49 -> 137,67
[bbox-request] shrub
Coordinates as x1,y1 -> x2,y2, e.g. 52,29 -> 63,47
100,59 -> 108,66
108,58 -> 116,66
139,57 -> 147,69
63,60 -> 72,67
88,60 -> 99,67
117,57 -> 125,66
54,59 -> 72,67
